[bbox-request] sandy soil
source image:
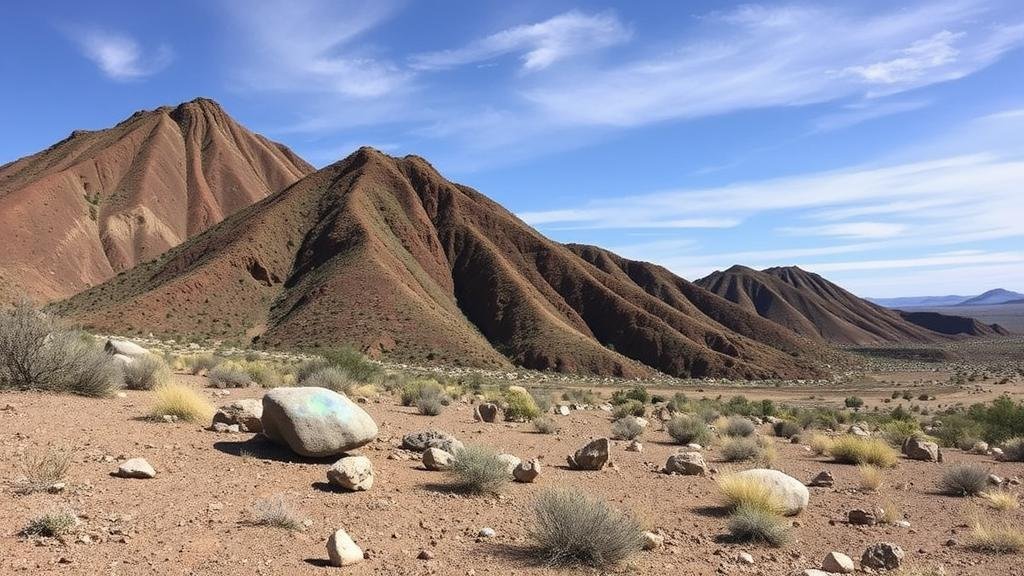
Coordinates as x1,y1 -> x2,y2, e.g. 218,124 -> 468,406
2,380 -> 1023,576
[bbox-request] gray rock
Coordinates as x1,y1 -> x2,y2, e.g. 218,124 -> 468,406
474,403 -> 499,423
261,387 -> 378,458
327,528 -> 364,566
513,458 -> 542,483
902,436 -> 941,462
555,405 -> 570,416
822,551 -> 854,573
422,447 -> 453,471
212,399 -> 263,433
971,441 -> 990,454
115,458 -> 156,479
861,542 -> 904,570
848,508 -> 878,526
730,469 -> 809,516
567,437 -> 610,470
327,456 -> 374,491
664,451 -> 708,476
807,471 -> 835,487
211,422 -> 240,433
401,429 -> 464,454
848,425 -> 870,437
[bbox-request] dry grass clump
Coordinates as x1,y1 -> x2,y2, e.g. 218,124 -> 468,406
716,473 -> 786,515
150,382 -> 214,423
15,447 -> 70,494
416,386 -> 447,416
858,464 -> 884,491
968,514 -> 1024,553
533,416 -> 560,434
610,417 -> 644,440
184,353 -> 223,375
721,437 -> 775,466
807,432 -> 834,456
246,495 -> 308,531
666,414 -> 712,445
981,489 -> 1019,511
529,488 -> 643,567
122,354 -> 171,390
939,463 -> 989,496
448,445 -> 509,495
208,361 -> 252,388
879,498 -> 902,524
504,388 -> 541,422
726,503 -> 791,547
722,416 -> 757,438
829,436 -> 898,467
21,506 -> 77,537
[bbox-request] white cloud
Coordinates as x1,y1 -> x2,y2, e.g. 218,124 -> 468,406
410,10 -> 630,72
843,30 -> 964,85
812,100 -> 930,132
779,222 -> 908,240
798,251 -> 1024,272
69,28 -> 173,80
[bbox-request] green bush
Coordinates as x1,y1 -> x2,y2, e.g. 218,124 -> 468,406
966,396 -> 1024,443
932,413 -> 985,448
666,392 -> 689,413
845,396 -> 865,409
561,388 -> 599,406
880,419 -> 923,447
400,379 -> 445,406
667,414 -> 712,445
208,362 -> 252,388
773,420 -> 801,439
610,385 -> 649,405
21,507 -> 77,537
529,489 -> 643,567
319,346 -> 383,383
612,399 -> 645,418
610,417 -> 644,440
416,386 -> 447,416
722,416 -> 756,437
448,445 -> 508,494
504,388 -> 542,421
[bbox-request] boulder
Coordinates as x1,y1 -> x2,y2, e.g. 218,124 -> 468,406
212,399 -> 264,433
861,542 -> 904,570
473,403 -> 499,423
401,429 -> 464,454
664,452 -> 708,476
114,458 -> 156,479
104,339 -> 148,357
902,436 -> 941,462
730,469 -> 809,516
422,448 -> 453,471
261,388 -> 378,458
496,454 -> 521,476
807,471 -> 835,487
513,458 -> 542,483
111,353 -> 135,366
848,509 -> 878,526
821,551 -> 854,573
567,438 -> 610,470
327,528 -> 364,566
327,456 -> 374,491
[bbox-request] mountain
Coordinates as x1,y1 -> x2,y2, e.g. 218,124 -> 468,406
895,311 -> 1009,337
957,289 -> 1024,307
869,295 -> 969,308
0,98 -> 313,304
51,147 -> 829,379
695,265 -> 1002,344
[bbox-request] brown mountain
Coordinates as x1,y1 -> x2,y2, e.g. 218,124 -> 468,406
696,265 -> 1004,344
0,98 -> 313,303
51,147 -> 829,379
896,310 -> 1009,337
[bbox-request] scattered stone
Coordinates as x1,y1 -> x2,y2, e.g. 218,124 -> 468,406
555,405 -> 570,416
992,447 -> 1005,460
626,440 -> 643,453
327,529 -> 364,567
417,549 -> 435,560
261,387 -> 378,458
663,451 -> 708,476
114,458 -> 156,479
730,469 -> 809,516
567,438 -> 610,470
848,509 -> 879,526
642,531 -> 664,550
736,551 -> 754,565
212,399 -> 263,433
422,448 -> 453,471
210,422 -> 239,433
802,570 -> 832,576
496,454 -> 521,476
686,443 -> 703,451
161,414 -> 179,423
861,543 -> 904,570
473,403 -> 499,423
478,527 -> 495,538
822,551 -> 855,573
513,458 -> 542,483
971,441 -> 990,454
327,456 -> 374,491
988,474 -> 1004,486
902,436 -> 941,462
402,430 -> 464,454
807,471 -> 835,487
848,425 -> 869,437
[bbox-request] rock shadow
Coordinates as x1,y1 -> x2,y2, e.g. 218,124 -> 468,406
212,436 -> 335,464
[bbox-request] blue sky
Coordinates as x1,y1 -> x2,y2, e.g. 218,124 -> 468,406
2,0 -> 1023,297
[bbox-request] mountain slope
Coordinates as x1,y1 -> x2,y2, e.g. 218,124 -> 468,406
695,265 -> 1001,344
0,98 -> 313,303
869,295 -> 969,308
896,311 -> 1009,337
52,148 -> 828,379
957,289 -> 1024,307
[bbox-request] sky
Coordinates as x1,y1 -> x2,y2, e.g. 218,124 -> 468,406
2,0 -> 1023,298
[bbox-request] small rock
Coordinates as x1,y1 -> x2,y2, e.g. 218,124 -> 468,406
496,454 -> 521,476
402,430 -> 464,454
513,458 -> 542,483
422,447 -> 453,471
417,549 -> 435,560
807,471 -> 835,487
556,405 -> 570,416
663,452 -> 708,476
848,509 -> 878,526
641,531 -> 664,550
625,440 -> 643,453
473,403 -> 499,423
861,542 -> 904,570
902,436 -> 941,462
988,474 -> 1004,486
736,551 -> 754,565
567,438 -> 610,470
822,551 -> 854,573
327,529 -> 363,567
478,527 -> 495,538
114,458 -> 156,479
327,456 -> 374,491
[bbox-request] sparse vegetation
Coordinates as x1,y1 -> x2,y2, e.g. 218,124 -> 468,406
122,354 -> 171,390
807,432 -> 834,455
561,388 -> 599,406
528,488 -> 643,567
858,464 -> 884,491
829,436 -> 898,467
939,464 -> 989,496
772,420 -> 801,439
503,388 -> 541,422
666,414 -> 712,445
612,399 -> 645,418
448,445 -> 508,495
722,415 -> 756,438
982,489 -> 1019,511
15,446 -> 70,494
416,385 -> 447,416
610,385 -> 649,406
845,396 -> 864,409
1000,437 -> 1024,462
150,382 -> 214,422
21,507 -> 77,537
532,416 -> 560,434
880,419 -> 924,447
246,495 -> 308,531
207,361 -> 252,388
726,503 -> 791,547
717,473 -> 786,515
721,437 -> 769,463
184,353 -> 223,375
968,515 -> 1024,553
610,417 -> 643,440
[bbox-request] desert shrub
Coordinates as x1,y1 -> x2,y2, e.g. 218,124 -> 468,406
529,488 -> 643,567
246,495 -> 307,531
295,357 -> 331,382
123,354 -> 171,390
208,362 -> 251,388
939,464 -> 989,496
722,415 -> 756,437
301,366 -> 352,393
185,353 -> 223,375
319,346 -> 383,383
968,515 -> 1024,553
965,396 -> 1024,443
610,384 -> 649,405
880,419 -> 923,447
721,437 -> 774,464
504,388 -> 541,422
150,382 -> 214,423
15,447 -> 70,495
666,414 -> 712,445
448,445 -> 508,494
717,473 -> 786,515
246,362 -> 284,388
612,399 -> 646,419
931,413 -> 984,448
829,436 -> 898,467
529,388 -> 552,413
561,388 -> 599,406
727,504 -> 790,547
845,396 -> 865,409
416,386 -> 447,416
400,379 -> 444,406
982,489 -> 1019,511
21,507 -> 77,537
533,416 -> 559,434
610,417 -> 644,440
807,432 -> 834,455
999,437 -> 1024,462
773,420 -> 801,439
666,392 -> 689,413
858,464 -> 884,491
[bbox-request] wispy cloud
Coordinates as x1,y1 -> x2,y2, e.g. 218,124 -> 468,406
410,10 -> 630,72
779,222 -> 908,240
812,100 -> 931,132
68,28 -> 173,81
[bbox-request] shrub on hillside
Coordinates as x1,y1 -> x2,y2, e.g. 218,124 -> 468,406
400,379 -> 445,407
666,392 -> 689,413
828,436 -> 898,467
416,386 -> 447,416
529,488 -> 643,567
667,414 -> 712,445
301,366 -> 353,393
939,464 -> 989,496
185,353 -> 223,375
880,419 -> 924,447
123,354 -> 171,390
561,388 -> 600,406
319,346 -> 383,383
208,362 -> 252,388
448,445 -> 508,495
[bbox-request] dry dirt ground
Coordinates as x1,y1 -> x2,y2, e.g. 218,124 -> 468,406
2,377 -> 1024,576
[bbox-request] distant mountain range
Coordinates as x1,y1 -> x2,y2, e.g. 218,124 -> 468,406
870,288 -> 1024,308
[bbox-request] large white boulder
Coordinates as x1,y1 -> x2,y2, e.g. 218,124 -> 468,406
104,339 -> 149,357
261,388 -> 378,457
731,468 -> 809,516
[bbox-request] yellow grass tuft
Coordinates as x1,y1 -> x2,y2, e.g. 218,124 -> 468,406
150,382 -> 214,423
829,436 -> 898,467
982,490 -> 1020,511
717,473 -> 786,515
968,513 -> 1024,553
858,464 -> 884,491
807,433 -> 834,456
879,497 -> 901,524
